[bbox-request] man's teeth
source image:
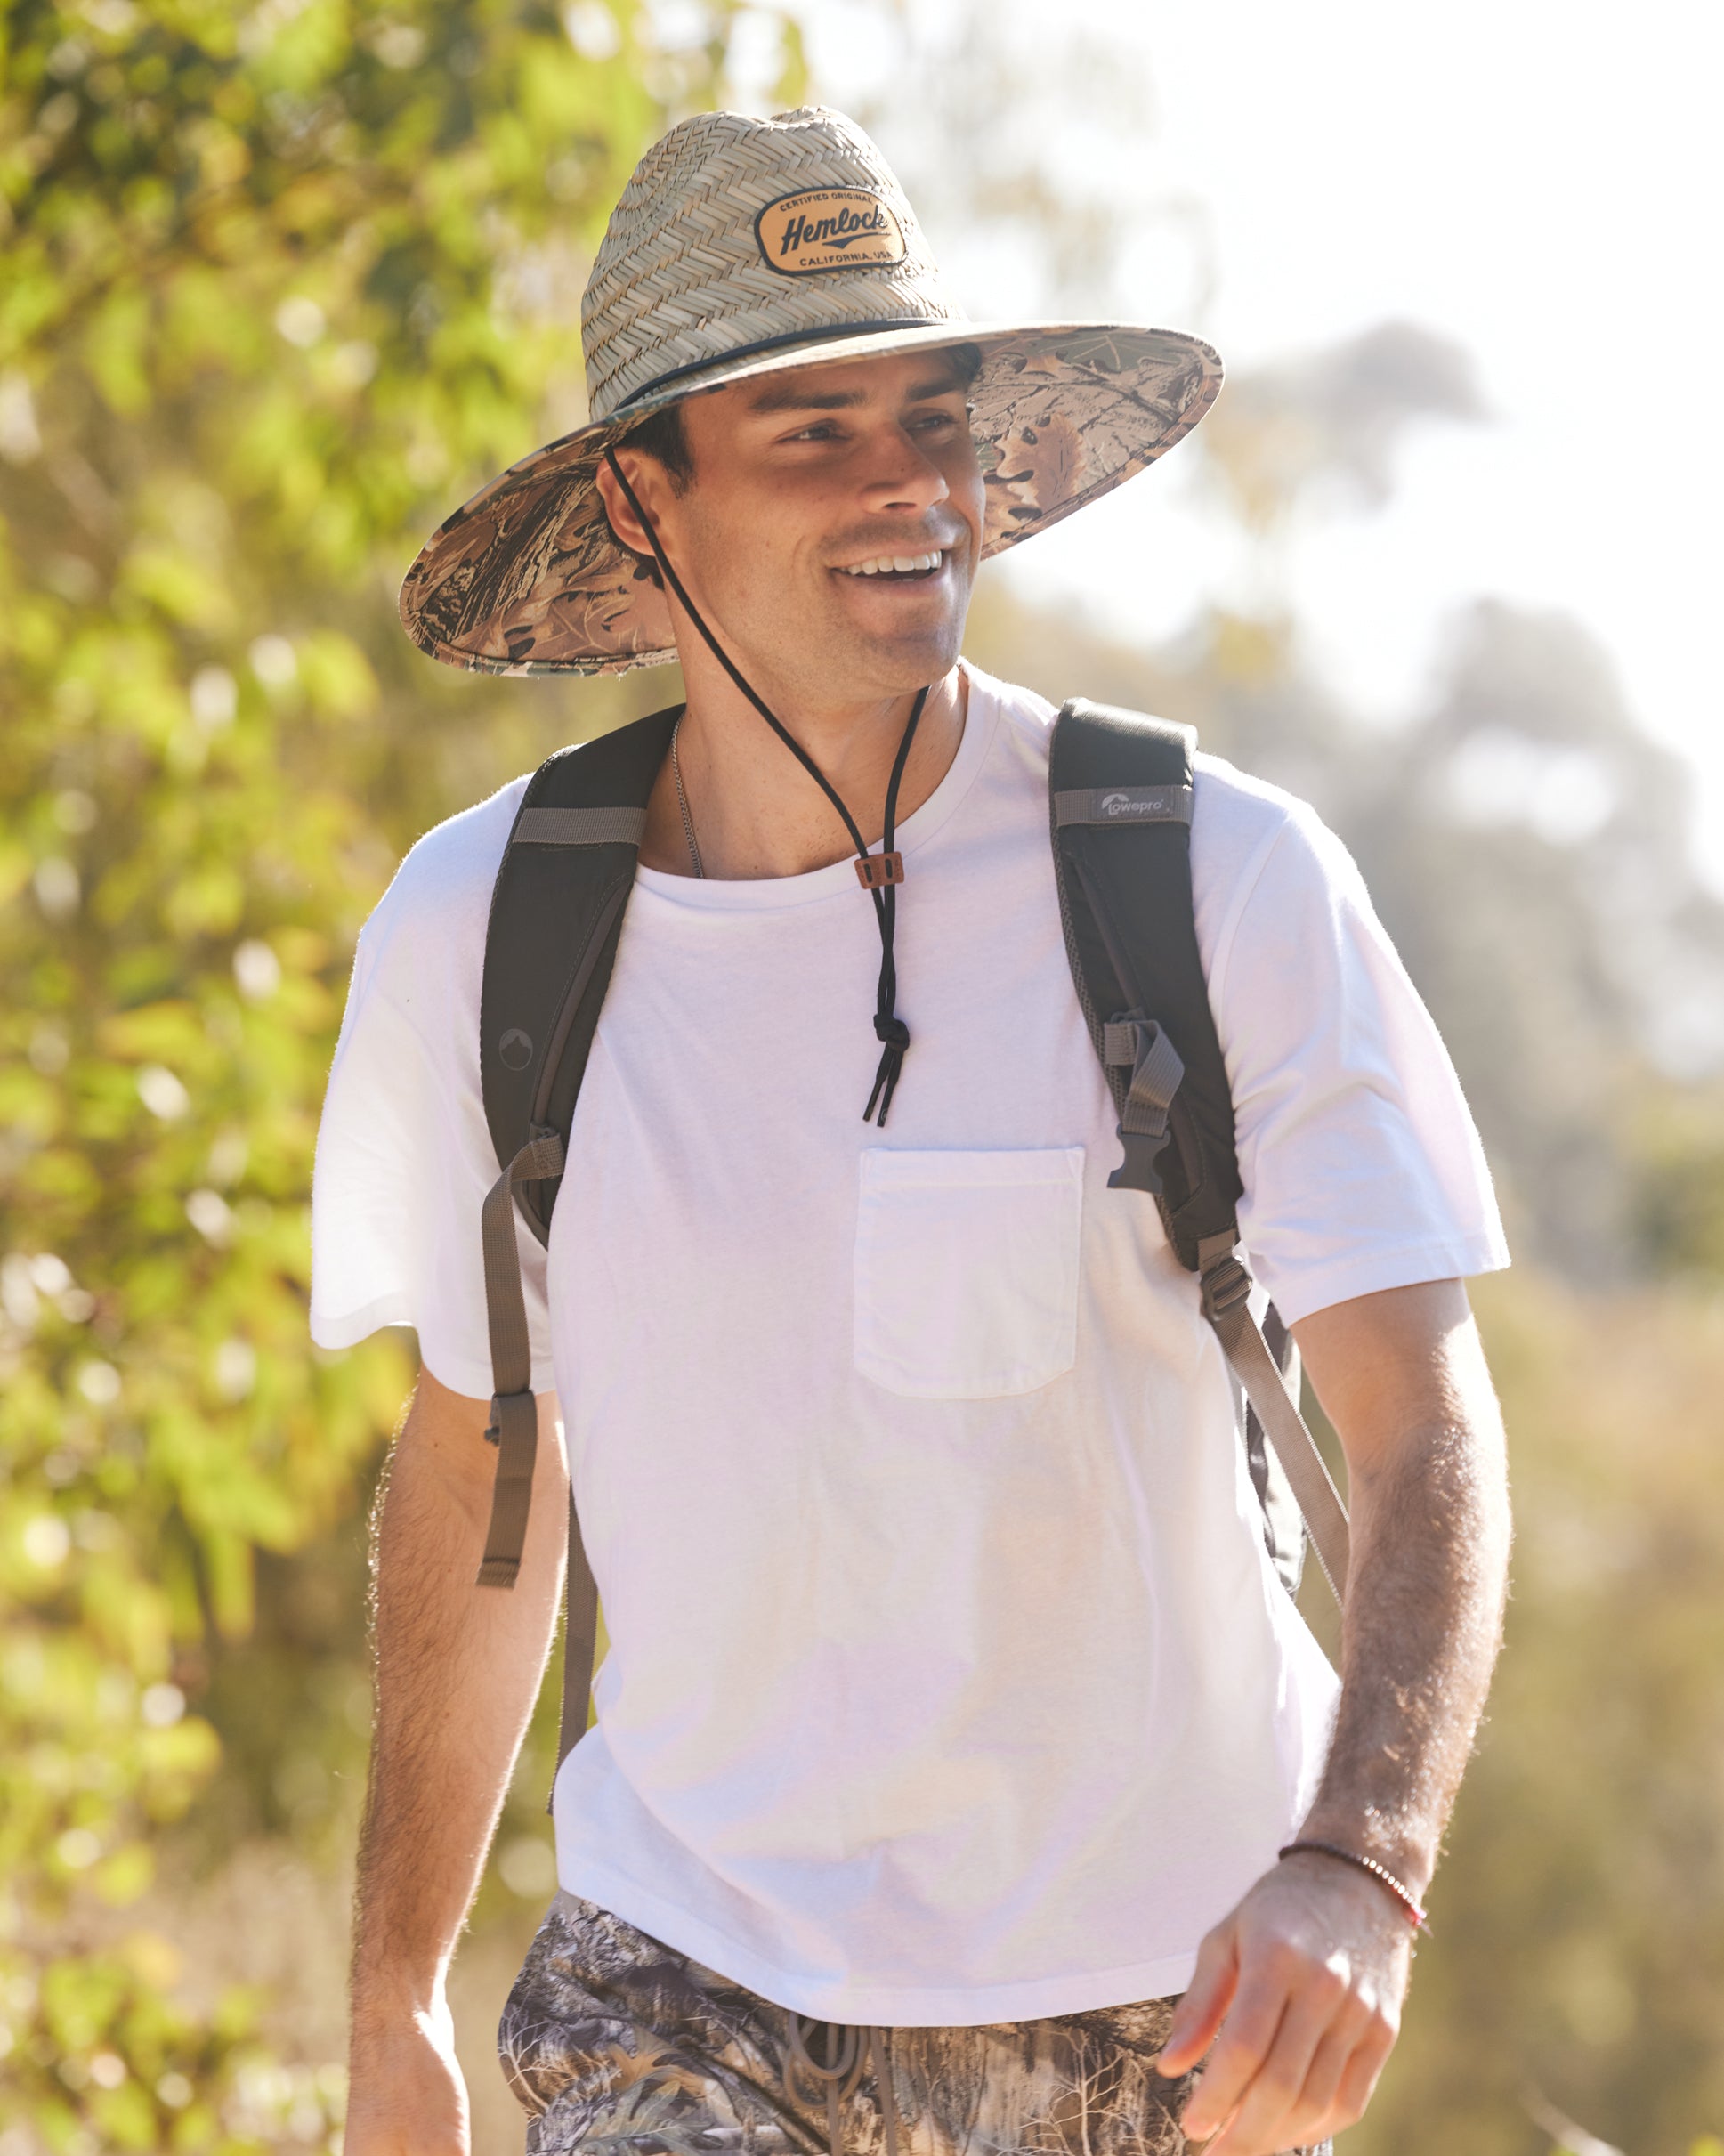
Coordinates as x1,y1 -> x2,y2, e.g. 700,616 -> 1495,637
838,550 -> 944,576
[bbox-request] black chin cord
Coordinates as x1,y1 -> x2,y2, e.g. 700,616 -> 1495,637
606,446 -> 928,1125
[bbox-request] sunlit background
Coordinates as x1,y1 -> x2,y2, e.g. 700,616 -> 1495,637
4,4 -> 1723,2153
804,0 -> 1724,877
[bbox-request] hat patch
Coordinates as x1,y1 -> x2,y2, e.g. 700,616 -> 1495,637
755,189 -> 907,277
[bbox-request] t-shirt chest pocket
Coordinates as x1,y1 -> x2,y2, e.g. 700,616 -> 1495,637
854,1147 -> 1085,1399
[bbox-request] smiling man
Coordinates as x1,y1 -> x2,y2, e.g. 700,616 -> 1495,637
608,345 -> 981,895
311,109 -> 1511,2156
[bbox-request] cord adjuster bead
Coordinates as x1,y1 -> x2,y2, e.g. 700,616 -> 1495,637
855,851 -> 905,890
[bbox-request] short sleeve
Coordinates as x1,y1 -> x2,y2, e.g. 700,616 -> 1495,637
309,780 -> 556,1398
1193,762 -> 1510,1326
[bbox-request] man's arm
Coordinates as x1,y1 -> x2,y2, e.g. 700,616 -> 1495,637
345,1369 -> 568,2156
1156,1277 -> 1510,2155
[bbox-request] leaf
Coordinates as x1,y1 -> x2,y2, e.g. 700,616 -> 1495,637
997,409 -> 1087,513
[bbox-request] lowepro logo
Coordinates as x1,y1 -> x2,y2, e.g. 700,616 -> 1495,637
754,188 -> 907,277
1102,791 -> 1148,816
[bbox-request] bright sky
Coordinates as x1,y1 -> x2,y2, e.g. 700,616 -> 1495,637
794,0 -> 1724,882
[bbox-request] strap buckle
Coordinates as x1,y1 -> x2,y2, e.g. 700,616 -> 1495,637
1111,1128 -> 1167,1195
1200,1251 -> 1253,1324
477,1388 -> 540,1590
485,1385 -> 533,1447
1102,1014 -> 1185,1195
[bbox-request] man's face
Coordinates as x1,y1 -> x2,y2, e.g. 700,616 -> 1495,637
619,347 -> 985,703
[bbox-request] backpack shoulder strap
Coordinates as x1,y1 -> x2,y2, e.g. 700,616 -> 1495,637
1048,699 -> 1239,1260
1048,697 -> 1351,1607
480,703 -> 681,1244
473,703 -> 679,1776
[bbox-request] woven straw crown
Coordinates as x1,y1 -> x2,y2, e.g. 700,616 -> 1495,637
583,108 -> 963,422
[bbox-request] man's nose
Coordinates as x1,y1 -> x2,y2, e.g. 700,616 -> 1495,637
861,424 -> 951,515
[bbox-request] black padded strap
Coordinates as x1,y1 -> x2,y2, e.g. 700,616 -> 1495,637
1048,697 -> 1349,1612
477,709 -> 676,1772
1048,699 -> 1241,1268
482,707 -> 679,1245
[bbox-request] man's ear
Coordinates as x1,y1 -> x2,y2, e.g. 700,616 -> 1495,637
594,452 -> 667,590
595,450 -> 658,560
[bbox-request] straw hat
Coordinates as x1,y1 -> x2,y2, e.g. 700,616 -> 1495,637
400,106 -> 1223,677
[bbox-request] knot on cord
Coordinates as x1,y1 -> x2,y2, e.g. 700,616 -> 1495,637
866,1011 -> 911,1128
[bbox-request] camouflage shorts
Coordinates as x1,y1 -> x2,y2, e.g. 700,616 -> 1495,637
498,1892 -> 1331,2156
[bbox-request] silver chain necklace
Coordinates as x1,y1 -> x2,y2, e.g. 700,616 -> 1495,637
670,712 -> 705,879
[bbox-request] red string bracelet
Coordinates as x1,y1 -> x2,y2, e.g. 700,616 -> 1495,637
1278,1840 -> 1431,1933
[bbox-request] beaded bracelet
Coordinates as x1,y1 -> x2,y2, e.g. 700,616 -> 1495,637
1277,1840 -> 1431,1933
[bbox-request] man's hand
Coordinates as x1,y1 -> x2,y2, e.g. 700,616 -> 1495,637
1153,1277 -> 1509,2152
346,1992 -> 469,2156
1156,1854 -> 1411,2153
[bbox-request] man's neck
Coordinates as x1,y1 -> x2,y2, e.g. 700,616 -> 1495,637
639,660 -> 969,882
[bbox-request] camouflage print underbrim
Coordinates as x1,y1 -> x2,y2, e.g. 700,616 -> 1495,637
396,320 -> 1222,679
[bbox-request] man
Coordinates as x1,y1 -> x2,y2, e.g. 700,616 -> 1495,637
312,107 -> 1511,2156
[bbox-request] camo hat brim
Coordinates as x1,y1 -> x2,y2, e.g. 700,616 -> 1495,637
399,112 -> 1222,678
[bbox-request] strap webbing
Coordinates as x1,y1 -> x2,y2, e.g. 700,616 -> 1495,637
475,1129 -> 563,1590
477,1127 -> 606,1774
552,1486 -> 601,1797
1197,1236 -> 1351,1606
514,806 -> 649,847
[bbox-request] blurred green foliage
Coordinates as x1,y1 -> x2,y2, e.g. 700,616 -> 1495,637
0,0 -> 797,2145
1383,1270 -> 1724,2155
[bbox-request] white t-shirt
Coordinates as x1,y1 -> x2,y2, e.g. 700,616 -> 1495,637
312,663 -> 1507,2026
